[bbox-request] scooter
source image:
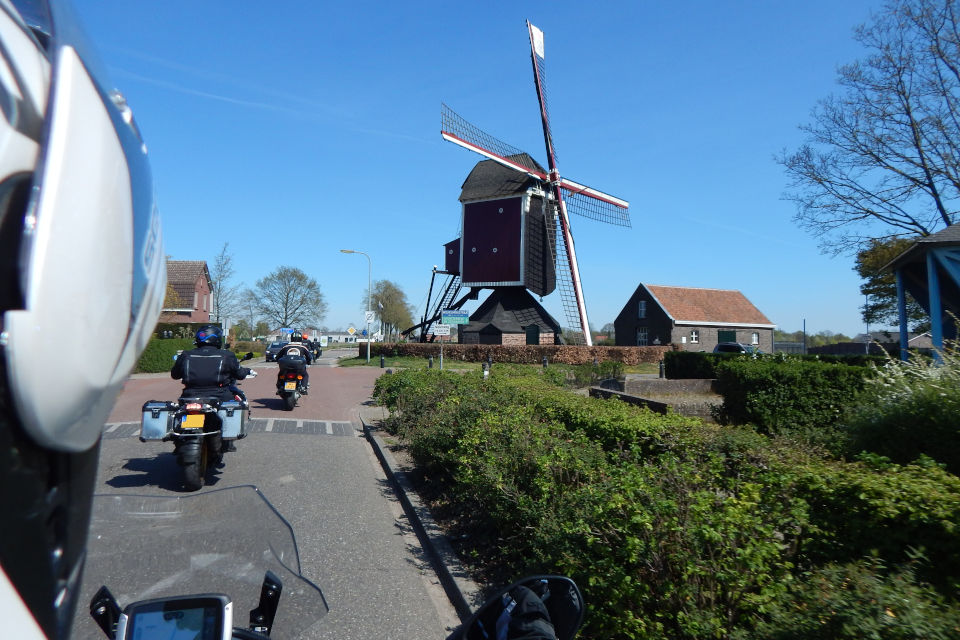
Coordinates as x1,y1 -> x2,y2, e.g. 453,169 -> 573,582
80,486 -> 583,640
141,353 -> 255,491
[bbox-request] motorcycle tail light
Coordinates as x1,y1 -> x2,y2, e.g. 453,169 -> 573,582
185,403 -> 202,411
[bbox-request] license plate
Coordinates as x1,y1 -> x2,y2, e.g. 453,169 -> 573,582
181,413 -> 205,429
284,382 -> 296,391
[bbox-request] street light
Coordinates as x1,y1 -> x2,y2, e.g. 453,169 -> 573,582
340,249 -> 372,363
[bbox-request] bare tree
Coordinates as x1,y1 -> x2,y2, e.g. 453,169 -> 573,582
779,0 -> 960,255
251,266 -> 327,328
210,243 -> 242,324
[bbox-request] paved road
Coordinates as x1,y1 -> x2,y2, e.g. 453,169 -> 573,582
80,352 -> 459,639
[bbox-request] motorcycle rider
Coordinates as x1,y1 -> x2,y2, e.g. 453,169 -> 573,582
275,330 -> 312,394
171,324 -> 255,402
172,324 -> 255,453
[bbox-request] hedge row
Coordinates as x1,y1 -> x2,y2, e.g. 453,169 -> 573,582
134,336 -> 193,373
664,350 -> 886,379
713,358 -> 872,447
374,368 -> 960,638
366,342 -> 670,364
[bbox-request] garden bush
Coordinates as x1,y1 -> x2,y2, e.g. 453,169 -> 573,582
134,337 -> 193,373
373,368 -> 960,639
664,350 -> 885,379
842,345 -> 960,474
712,357 -> 871,447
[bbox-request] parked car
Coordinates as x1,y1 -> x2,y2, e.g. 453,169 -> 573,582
713,342 -> 760,354
265,341 -> 288,362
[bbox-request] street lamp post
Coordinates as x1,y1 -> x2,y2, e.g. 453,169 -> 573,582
340,249 -> 372,363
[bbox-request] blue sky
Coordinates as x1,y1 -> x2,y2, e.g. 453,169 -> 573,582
77,1 -> 888,337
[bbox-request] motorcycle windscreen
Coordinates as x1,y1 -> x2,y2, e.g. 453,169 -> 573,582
72,486 -> 328,638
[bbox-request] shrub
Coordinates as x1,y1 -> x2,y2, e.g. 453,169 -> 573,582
842,345 -> 960,474
791,456 -> 960,593
751,556 -> 960,639
134,337 -> 193,373
713,358 -> 871,447
373,368 -> 960,639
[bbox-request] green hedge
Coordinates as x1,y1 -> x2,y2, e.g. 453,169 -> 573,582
664,350 -> 886,379
134,337 -> 193,373
712,358 -> 872,447
373,368 -> 960,639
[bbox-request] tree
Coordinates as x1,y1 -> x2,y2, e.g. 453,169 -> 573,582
780,0 -> 960,255
855,237 -> 930,329
231,319 -> 253,341
250,266 -> 327,328
367,280 -> 414,341
163,283 -> 183,309
210,243 -> 242,324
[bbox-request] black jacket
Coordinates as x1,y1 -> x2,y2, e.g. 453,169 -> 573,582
171,345 -> 251,398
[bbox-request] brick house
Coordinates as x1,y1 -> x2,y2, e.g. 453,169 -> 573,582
614,284 -> 775,352
160,260 -> 213,323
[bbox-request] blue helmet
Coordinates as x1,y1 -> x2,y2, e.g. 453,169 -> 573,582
195,324 -> 223,348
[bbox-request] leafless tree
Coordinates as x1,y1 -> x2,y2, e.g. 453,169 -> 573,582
210,243 -> 242,324
779,0 -> 960,255
250,266 -> 327,328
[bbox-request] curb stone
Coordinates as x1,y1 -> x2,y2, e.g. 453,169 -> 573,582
358,403 -> 481,628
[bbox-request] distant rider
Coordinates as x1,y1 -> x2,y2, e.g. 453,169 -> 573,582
276,330 -> 312,393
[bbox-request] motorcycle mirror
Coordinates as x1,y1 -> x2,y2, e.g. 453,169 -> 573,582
457,575 -> 584,640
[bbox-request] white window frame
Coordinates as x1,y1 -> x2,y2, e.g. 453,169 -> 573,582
637,327 -> 648,346
751,332 -> 759,345
638,300 -> 646,319
690,330 -> 699,344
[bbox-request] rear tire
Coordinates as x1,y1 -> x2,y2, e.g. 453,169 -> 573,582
283,393 -> 297,411
182,440 -> 207,491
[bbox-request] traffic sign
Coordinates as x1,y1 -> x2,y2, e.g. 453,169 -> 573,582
432,323 -> 451,336
441,310 -> 469,325
347,327 -> 356,335
364,310 -> 375,324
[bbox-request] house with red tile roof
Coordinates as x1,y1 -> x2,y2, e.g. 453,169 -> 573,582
614,284 -> 775,351
160,260 -> 213,323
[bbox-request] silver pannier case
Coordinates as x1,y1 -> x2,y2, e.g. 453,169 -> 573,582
218,400 -> 247,439
140,401 -> 176,441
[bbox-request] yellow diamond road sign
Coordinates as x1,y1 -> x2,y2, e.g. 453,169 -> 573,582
347,327 -> 356,335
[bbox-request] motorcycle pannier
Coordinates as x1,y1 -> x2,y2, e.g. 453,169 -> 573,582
140,401 -> 175,441
218,400 -> 247,439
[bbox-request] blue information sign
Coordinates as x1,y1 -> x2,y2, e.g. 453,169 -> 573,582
441,310 -> 469,325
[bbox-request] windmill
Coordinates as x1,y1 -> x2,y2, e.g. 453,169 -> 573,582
439,21 -> 630,346
403,21 -> 630,345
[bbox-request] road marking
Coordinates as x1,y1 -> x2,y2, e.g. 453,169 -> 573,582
101,419 -> 355,439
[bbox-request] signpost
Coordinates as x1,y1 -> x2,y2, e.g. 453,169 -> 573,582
433,323 -> 451,369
